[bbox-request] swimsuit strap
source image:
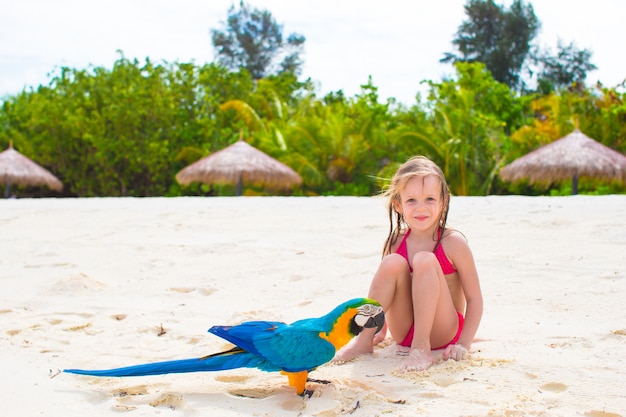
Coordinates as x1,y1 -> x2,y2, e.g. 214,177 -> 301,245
395,228 -> 411,267
434,228 -> 456,274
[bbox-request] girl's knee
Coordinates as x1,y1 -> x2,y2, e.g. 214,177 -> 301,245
380,253 -> 410,275
410,251 -> 439,276
371,254 -> 411,291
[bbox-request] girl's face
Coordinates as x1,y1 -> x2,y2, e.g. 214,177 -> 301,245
394,175 -> 444,232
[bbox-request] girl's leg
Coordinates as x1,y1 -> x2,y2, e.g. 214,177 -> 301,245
332,254 -> 412,363
401,251 -> 458,372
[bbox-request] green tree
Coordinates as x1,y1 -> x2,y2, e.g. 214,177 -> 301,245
0,54 -> 258,197
420,62 -> 528,195
211,1 -> 305,79
292,79 -> 398,195
442,0 -> 540,90
531,40 -> 597,94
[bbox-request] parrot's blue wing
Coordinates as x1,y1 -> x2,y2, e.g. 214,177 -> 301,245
211,319 -> 336,372
209,321 -> 285,357
251,319 -> 336,372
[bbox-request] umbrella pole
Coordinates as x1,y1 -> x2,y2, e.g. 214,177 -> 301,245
572,172 -> 578,195
5,182 -> 10,199
237,173 -> 243,196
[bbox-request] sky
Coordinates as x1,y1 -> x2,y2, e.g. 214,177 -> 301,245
2,0 -> 625,106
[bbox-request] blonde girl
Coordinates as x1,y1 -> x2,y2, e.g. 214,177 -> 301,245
334,156 -> 483,371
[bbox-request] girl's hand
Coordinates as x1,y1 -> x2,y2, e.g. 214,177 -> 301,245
443,344 -> 468,361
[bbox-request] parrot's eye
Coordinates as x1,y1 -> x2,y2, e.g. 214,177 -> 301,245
358,304 -> 377,316
358,304 -> 383,317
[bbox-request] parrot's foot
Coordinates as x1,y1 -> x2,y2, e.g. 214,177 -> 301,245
307,377 -> 331,385
298,378 -> 331,397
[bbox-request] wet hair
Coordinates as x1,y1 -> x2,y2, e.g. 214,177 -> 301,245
381,156 -> 451,256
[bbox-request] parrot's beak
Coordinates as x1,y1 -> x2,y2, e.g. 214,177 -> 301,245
362,308 -> 385,334
354,304 -> 385,334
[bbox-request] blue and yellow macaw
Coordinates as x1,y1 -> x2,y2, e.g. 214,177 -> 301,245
64,298 -> 384,395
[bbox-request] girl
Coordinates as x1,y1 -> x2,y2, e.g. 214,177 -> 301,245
334,156 -> 483,371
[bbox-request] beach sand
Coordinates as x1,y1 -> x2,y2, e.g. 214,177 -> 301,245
1,195 -> 625,416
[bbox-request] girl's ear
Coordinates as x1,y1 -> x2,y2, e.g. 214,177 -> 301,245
392,197 -> 402,214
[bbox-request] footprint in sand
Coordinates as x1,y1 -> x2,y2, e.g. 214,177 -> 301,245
149,392 -> 184,409
169,286 -> 217,296
540,382 -> 567,393
63,322 -> 93,332
584,411 -> 622,417
48,273 -> 106,295
228,387 -> 276,399
113,384 -> 150,397
170,287 -> 195,294
215,374 -> 280,398
108,384 -> 183,411
215,374 -> 253,384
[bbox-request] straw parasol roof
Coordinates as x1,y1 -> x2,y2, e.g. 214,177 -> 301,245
175,140 -> 302,195
0,142 -> 63,197
500,129 -> 626,194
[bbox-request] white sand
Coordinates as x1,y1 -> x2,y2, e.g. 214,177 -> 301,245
1,195 -> 625,416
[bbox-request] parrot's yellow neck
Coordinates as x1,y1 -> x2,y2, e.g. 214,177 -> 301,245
318,308 -> 357,350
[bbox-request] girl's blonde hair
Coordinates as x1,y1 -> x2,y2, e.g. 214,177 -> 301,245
381,156 -> 451,256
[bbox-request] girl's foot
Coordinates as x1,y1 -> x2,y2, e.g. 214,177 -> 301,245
373,330 -> 387,345
331,340 -> 374,364
400,349 -> 434,372
396,345 -> 410,356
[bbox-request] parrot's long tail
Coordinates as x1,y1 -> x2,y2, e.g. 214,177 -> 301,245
64,347 -> 266,377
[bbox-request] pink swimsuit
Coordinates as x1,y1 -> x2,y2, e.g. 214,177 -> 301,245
396,228 -> 456,274
395,228 -> 464,349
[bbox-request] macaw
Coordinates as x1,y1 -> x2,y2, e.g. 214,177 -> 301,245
64,298 -> 384,395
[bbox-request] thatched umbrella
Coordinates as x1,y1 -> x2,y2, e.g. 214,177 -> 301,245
500,129 -> 626,194
176,140 -> 302,195
0,142 -> 63,198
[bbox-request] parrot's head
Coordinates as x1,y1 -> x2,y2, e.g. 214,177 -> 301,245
320,298 -> 385,350
349,298 -> 385,336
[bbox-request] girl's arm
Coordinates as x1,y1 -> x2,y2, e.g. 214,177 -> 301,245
447,232 -> 483,350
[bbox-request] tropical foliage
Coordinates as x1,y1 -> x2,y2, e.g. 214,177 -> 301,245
1,56 -> 623,197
